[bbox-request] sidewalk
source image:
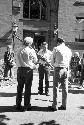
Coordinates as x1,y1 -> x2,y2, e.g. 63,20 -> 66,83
0,73 -> 84,125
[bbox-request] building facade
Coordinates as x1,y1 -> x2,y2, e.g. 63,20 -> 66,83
58,0 -> 84,57
14,0 -> 59,51
0,0 -> 84,59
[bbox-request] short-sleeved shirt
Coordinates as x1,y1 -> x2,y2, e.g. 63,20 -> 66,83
16,46 -> 37,69
37,49 -> 52,66
51,43 -> 72,68
4,51 -> 14,66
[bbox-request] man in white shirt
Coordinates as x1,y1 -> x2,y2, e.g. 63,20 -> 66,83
50,38 -> 72,111
16,37 -> 37,111
37,42 -> 52,95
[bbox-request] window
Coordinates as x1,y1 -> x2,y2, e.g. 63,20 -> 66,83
75,17 -> 84,42
73,0 -> 84,6
23,0 -> 47,20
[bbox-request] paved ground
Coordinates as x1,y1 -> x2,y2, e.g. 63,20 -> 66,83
0,73 -> 84,125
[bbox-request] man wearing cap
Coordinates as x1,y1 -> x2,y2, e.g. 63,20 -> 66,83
37,42 -> 52,95
50,38 -> 72,111
16,37 -> 37,111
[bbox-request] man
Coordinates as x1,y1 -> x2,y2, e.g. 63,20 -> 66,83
50,38 -> 72,111
4,45 -> 15,79
16,37 -> 37,111
37,42 -> 52,95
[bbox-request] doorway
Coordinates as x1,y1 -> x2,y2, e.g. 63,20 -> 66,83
34,34 -> 45,51
23,30 -> 46,51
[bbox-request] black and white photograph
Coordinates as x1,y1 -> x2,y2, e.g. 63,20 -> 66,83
0,0 -> 84,125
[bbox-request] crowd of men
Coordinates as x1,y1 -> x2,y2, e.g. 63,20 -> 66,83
3,37 -> 84,111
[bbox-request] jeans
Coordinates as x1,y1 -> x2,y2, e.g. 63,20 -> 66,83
4,64 -> 14,78
52,67 -> 68,109
38,64 -> 50,93
16,67 -> 33,108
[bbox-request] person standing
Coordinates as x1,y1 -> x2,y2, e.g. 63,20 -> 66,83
37,42 -> 52,95
50,38 -> 72,111
16,37 -> 37,111
70,52 -> 80,83
78,53 -> 84,89
4,45 -> 15,79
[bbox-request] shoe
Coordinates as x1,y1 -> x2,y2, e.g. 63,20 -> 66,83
45,91 -> 49,96
26,107 -> 32,111
45,93 -> 49,96
24,106 -> 32,111
78,86 -> 83,89
58,105 -> 66,110
45,89 -> 49,96
15,105 -> 24,111
24,104 -> 31,111
38,90 -> 43,95
48,106 -> 57,111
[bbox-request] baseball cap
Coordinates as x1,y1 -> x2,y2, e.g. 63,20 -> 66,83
24,37 -> 33,44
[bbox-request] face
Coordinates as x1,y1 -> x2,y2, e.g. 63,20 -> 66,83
7,46 -> 12,52
43,44 -> 48,50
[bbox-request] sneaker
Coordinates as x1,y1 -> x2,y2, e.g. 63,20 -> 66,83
58,105 -> 66,110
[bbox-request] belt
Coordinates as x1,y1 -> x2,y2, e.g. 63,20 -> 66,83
18,67 -> 31,70
55,67 -> 68,70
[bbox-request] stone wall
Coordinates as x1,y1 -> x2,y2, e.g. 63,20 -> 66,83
0,0 -> 12,59
58,0 -> 76,43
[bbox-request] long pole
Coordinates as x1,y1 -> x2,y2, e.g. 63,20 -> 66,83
12,0 -> 14,49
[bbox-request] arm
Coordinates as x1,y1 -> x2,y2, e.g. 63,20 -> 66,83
32,50 -> 38,64
50,48 -> 56,67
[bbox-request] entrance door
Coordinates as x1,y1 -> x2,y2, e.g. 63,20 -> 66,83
23,30 -> 34,40
23,30 -> 46,51
34,34 -> 45,51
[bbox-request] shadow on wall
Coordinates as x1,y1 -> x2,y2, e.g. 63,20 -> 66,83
0,29 -> 12,47
0,29 -> 12,59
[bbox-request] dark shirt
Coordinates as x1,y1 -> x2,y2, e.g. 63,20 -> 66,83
4,51 -> 14,66
70,56 -> 80,69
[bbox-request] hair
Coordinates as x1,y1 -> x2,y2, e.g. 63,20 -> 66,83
7,45 -> 12,50
42,42 -> 48,46
57,38 -> 64,44
74,52 -> 79,57
24,37 -> 33,46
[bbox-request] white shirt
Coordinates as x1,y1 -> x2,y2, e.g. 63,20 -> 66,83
51,43 -> 72,68
16,46 -> 37,69
37,49 -> 52,66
